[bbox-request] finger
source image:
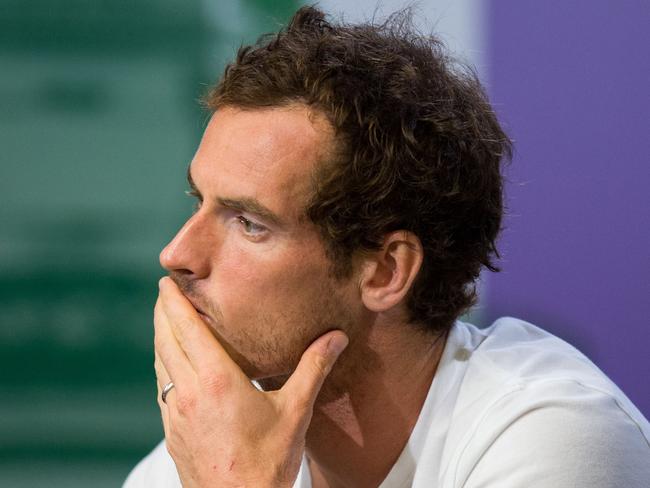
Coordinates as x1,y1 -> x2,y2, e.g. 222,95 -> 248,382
281,330 -> 348,412
154,350 -> 171,391
154,351 -> 171,434
154,297 -> 195,389
158,277 -> 244,378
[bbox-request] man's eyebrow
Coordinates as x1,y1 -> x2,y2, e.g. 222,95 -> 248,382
217,197 -> 285,227
186,165 -> 285,227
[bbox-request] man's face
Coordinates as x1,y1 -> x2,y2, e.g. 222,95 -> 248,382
160,105 -> 360,380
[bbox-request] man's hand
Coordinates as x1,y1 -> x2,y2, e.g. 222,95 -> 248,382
153,277 -> 348,488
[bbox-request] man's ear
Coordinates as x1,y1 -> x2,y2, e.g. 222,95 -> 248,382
358,231 -> 423,312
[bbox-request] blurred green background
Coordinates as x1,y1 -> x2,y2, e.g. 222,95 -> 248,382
0,1 -> 298,486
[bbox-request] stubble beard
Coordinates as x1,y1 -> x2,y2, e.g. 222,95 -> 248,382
168,271 -> 357,384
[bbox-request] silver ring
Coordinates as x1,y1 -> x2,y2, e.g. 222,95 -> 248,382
161,381 -> 175,404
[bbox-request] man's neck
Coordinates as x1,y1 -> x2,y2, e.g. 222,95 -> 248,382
304,319 -> 448,488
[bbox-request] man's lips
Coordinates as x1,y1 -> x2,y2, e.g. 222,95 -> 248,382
197,310 -> 214,325
183,295 -> 214,325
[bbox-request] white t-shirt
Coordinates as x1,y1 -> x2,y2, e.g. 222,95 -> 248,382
124,317 -> 650,487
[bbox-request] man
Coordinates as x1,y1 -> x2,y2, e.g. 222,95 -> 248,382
125,6 -> 649,487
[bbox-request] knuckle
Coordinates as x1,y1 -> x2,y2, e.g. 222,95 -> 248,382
175,392 -> 197,414
153,334 -> 163,351
310,353 -> 330,379
153,359 -> 163,377
199,371 -> 231,397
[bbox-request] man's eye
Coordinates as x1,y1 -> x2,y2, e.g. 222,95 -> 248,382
236,216 -> 266,235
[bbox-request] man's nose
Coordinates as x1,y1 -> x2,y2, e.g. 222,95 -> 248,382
159,214 -> 211,279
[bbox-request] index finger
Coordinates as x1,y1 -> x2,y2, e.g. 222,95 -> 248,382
158,276 -> 244,378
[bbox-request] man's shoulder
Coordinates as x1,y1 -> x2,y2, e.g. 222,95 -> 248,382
123,440 -> 181,488
436,318 -> 650,487
447,380 -> 650,487
452,316 -> 648,439
459,316 -> 626,392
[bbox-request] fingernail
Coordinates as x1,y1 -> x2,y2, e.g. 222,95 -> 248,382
328,334 -> 349,357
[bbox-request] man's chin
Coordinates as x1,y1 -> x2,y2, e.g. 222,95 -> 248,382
194,311 -> 298,382
195,313 -> 258,376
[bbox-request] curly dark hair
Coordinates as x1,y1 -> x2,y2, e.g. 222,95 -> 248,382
205,6 -> 512,335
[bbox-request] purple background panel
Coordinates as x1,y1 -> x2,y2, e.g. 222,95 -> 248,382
485,1 -> 649,415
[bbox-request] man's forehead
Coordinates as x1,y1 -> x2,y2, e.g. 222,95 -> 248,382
189,105 -> 334,219
199,106 -> 330,174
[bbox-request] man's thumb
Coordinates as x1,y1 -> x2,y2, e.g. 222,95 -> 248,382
325,332 -> 349,359
282,330 -> 349,409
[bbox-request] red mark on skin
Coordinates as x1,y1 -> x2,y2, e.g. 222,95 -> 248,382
229,460 -> 235,472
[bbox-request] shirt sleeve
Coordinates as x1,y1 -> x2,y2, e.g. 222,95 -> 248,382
459,380 -> 650,488
122,439 -> 182,488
